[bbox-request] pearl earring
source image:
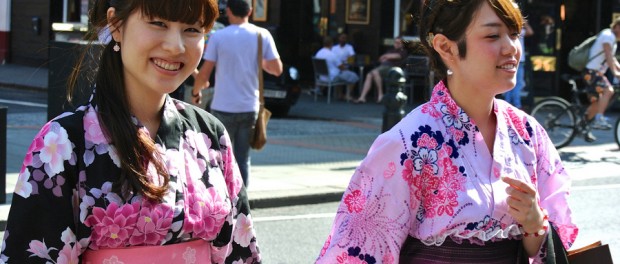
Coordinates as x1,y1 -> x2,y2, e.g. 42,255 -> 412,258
113,42 -> 120,52
447,69 -> 453,75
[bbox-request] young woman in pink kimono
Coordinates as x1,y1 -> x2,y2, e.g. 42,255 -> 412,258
1,0 -> 261,263
316,0 -> 578,263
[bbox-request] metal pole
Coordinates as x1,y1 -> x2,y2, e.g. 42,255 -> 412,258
394,0 -> 401,38
0,106 -> 6,204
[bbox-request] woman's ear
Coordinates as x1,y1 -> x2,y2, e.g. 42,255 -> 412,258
432,34 -> 458,65
107,7 -> 121,42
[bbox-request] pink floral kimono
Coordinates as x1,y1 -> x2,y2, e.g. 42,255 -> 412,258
1,95 -> 261,263
316,81 -> 578,264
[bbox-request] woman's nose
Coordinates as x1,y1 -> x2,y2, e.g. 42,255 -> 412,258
503,36 -> 520,57
162,32 -> 185,55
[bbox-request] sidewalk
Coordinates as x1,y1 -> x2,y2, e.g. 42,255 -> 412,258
0,63 -> 400,223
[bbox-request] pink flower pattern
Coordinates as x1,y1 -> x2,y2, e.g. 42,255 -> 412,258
2,97 -> 260,263
85,202 -> 140,248
344,190 -> 365,213
316,81 -> 578,263
129,202 -> 174,245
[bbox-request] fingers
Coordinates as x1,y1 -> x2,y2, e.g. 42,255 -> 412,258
191,91 -> 201,105
501,176 -> 534,194
505,185 -> 535,211
503,177 -> 536,210
502,176 -> 544,229
191,86 -> 203,105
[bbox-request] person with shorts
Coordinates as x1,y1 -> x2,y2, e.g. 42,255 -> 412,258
354,36 -> 408,103
581,17 -> 620,141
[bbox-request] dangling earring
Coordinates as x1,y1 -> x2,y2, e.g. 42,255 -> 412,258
113,42 -> 120,52
447,69 -> 453,76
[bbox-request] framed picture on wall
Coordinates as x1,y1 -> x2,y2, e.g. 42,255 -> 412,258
253,0 -> 267,22
346,0 -> 370,25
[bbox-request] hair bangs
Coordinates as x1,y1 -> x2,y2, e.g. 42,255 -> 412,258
490,0 -> 523,33
137,0 -> 218,29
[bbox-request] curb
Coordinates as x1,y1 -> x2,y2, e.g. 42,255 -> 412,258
0,82 -> 47,92
248,191 -> 344,209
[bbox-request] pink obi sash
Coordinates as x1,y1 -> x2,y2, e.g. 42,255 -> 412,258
82,239 -> 211,264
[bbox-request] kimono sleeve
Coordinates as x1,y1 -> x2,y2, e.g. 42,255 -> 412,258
1,121 -> 83,263
316,131 -> 414,264
531,122 -> 578,261
210,131 -> 261,263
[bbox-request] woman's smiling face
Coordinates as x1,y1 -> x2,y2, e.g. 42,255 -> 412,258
112,9 -> 205,97
453,1 -> 522,95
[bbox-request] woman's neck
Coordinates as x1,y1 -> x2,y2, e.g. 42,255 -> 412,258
127,91 -> 166,139
446,79 -> 497,153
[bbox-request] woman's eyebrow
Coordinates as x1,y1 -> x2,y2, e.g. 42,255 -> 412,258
481,22 -> 504,28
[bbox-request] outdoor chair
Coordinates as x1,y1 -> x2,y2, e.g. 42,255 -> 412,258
311,57 -> 347,104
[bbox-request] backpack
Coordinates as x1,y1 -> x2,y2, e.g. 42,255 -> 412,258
567,31 -> 604,71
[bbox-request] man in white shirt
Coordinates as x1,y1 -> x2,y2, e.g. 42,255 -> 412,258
315,36 -> 359,101
581,17 -> 620,141
331,33 -> 356,65
192,0 -> 283,186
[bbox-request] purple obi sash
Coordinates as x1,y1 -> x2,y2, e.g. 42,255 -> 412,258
399,236 -> 525,264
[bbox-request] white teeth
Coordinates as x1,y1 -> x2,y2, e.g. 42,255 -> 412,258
497,64 -> 515,69
153,59 -> 181,71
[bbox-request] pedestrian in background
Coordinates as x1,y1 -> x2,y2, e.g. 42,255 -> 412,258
354,36 -> 408,103
192,0 -> 283,187
317,0 -> 577,263
1,0 -> 261,262
503,19 -> 533,109
314,36 -> 359,101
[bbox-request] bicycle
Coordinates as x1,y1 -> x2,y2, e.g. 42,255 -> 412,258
529,74 -> 620,149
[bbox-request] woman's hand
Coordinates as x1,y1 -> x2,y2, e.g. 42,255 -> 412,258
501,176 -> 545,233
502,176 -> 547,256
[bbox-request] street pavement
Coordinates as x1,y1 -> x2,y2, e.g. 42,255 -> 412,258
1,63 -> 620,240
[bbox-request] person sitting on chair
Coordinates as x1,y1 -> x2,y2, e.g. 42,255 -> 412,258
331,33 -> 356,66
354,36 -> 408,103
314,36 -> 359,101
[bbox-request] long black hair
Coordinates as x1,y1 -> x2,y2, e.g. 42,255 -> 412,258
68,0 -> 219,201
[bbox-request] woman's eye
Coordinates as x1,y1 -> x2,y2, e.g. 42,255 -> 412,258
186,28 -> 202,33
150,21 -> 166,27
487,34 -> 500,39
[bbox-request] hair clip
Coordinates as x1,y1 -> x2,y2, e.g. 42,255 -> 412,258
426,32 -> 435,47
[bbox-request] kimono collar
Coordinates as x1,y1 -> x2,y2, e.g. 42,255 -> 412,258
427,81 -> 476,134
88,88 -> 183,146
152,96 -> 184,146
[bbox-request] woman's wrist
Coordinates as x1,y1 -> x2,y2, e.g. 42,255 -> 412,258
519,209 -> 549,237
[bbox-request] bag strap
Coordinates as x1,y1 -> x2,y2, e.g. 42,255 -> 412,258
257,32 -> 264,106
546,222 -> 570,264
586,31 -> 605,64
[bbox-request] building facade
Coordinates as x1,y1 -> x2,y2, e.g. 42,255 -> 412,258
5,0 -> 620,100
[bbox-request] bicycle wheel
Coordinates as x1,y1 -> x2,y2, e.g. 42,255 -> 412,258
530,98 -> 576,149
614,118 -> 620,149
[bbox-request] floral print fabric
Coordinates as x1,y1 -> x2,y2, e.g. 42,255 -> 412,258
1,95 -> 260,263
316,81 -> 578,264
